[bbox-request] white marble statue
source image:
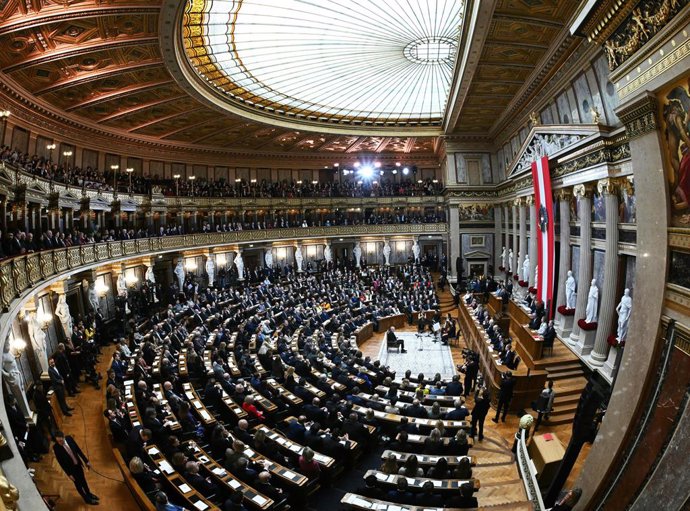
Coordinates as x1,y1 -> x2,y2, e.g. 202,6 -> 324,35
295,245 -> 304,273
55,294 -> 73,339
27,312 -> 49,375
206,257 -> 216,287
565,270 -> 577,309
412,240 -> 420,264
264,249 -> 273,269
501,246 -> 507,269
522,254 -> 530,282
616,288 -> 632,341
116,272 -> 127,297
87,282 -> 99,312
353,242 -> 362,268
235,251 -> 245,280
508,248 -> 514,273
174,260 -> 185,289
2,342 -> 30,418
324,243 -> 333,264
145,264 -> 156,284
145,264 -> 159,302
585,279 -> 599,323
383,240 -> 391,266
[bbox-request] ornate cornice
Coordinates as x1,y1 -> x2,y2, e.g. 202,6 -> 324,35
597,177 -> 622,195
578,0 -> 640,45
555,188 -> 573,201
617,93 -> 659,140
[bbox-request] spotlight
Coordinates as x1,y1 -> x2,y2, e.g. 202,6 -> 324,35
359,165 -> 374,179
379,170 -> 384,176
354,161 -> 361,168
374,161 -> 381,168
402,167 -> 410,175
392,169 -> 398,175
334,163 -> 340,167
395,162 -> 401,167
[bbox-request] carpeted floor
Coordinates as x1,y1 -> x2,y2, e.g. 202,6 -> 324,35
377,331 -> 456,380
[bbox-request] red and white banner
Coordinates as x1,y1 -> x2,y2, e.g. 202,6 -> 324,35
531,156 -> 555,317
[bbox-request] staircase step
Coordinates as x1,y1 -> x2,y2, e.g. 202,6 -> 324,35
553,393 -> 581,406
544,411 -> 576,425
549,369 -> 584,380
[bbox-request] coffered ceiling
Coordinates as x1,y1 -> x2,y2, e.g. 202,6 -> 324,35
0,0 -> 585,156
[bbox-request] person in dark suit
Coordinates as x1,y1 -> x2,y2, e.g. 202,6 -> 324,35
53,431 -> 99,504
542,320 -> 557,348
471,389 -> 491,441
48,358 -> 73,415
493,371 -> 516,423
386,327 -> 407,353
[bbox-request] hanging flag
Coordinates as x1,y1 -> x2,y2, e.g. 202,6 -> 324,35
531,156 -> 555,317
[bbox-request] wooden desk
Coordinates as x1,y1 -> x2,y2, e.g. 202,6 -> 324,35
351,404 -> 469,431
382,450 -> 475,467
254,426 -> 335,469
145,445 -> 218,511
528,433 -> 565,489
457,302 -> 546,412
354,322 -> 374,345
363,469 -> 478,492
376,313 -> 406,332
182,382 -> 217,427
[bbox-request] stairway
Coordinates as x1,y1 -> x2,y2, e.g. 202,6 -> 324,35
536,345 -> 588,426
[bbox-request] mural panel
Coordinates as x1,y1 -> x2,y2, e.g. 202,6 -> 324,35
659,76 -> 690,227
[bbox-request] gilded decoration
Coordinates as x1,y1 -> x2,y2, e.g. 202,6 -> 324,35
603,0 -> 689,70
659,76 -> 690,225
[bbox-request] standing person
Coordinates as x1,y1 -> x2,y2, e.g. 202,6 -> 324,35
470,388 -> 491,441
48,358 -> 74,416
533,380 -> 555,431
53,431 -> 99,505
463,356 -> 478,397
492,371 -> 516,423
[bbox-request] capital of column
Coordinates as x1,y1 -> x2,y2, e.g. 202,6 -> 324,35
616,92 -> 658,141
597,178 -> 622,196
524,195 -> 535,206
573,183 -> 594,198
513,197 -> 524,207
554,188 -> 573,202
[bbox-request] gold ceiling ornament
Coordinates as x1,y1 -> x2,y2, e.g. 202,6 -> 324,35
529,111 -> 540,127
555,187 -> 573,202
597,177 -> 621,196
524,195 -> 535,206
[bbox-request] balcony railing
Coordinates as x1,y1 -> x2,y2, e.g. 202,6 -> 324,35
515,428 -> 545,511
0,223 -> 447,311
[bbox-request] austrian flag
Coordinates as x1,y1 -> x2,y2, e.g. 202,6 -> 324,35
531,156 -> 555,317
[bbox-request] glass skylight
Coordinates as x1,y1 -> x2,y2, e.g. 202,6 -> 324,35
183,0 -> 465,127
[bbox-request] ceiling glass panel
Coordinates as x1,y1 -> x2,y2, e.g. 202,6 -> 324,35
183,0 -> 465,127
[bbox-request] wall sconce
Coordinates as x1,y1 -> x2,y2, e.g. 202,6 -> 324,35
185,259 -> 197,271
9,337 -> 26,359
95,280 -> 109,297
216,254 -> 226,266
37,309 -> 52,331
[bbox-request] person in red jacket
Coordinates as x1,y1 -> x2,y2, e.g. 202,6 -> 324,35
242,395 -> 265,421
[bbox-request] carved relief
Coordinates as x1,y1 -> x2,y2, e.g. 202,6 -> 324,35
603,0 -> 688,70
511,133 -> 586,175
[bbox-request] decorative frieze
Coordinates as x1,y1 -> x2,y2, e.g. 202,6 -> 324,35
617,94 -> 659,140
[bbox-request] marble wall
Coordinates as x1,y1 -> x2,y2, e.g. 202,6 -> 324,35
571,245 -> 581,291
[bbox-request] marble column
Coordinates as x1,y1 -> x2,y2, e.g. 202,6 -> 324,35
448,205 -> 460,282
510,200 -> 519,279
503,204 -> 510,270
518,199 -> 527,279
590,179 -> 621,366
494,206 -> 502,275
527,197 -> 537,287
554,189 -> 573,336
570,185 -> 593,347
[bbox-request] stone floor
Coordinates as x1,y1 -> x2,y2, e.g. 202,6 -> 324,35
377,331 -> 456,380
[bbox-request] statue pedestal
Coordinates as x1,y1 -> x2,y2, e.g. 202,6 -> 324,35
601,345 -> 622,381
574,329 -> 597,356
555,312 -> 574,338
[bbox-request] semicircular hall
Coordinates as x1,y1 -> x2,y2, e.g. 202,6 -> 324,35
0,1 -> 688,510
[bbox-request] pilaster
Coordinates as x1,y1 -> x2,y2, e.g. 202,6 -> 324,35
571,184 -> 594,348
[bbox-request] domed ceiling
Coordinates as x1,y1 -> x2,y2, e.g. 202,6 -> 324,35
181,0 -> 464,129
0,0 -> 582,155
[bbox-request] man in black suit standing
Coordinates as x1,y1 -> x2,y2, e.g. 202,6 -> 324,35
53,430 -> 99,505
48,357 -> 73,416
492,371 -> 516,423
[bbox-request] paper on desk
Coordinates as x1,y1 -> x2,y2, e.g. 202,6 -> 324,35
148,447 -> 159,455
228,478 -> 241,489
193,400 -> 203,409
283,470 -> 296,479
350,497 -> 372,508
193,501 -> 208,511
432,480 -> 442,487
374,472 -> 387,481
211,467 -> 226,476
253,495 -> 268,506
387,474 -> 397,483
178,483 -> 192,493
388,506 -> 402,511
200,410 -> 211,421
159,460 -> 174,474
198,455 -> 209,463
